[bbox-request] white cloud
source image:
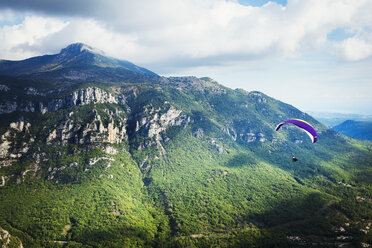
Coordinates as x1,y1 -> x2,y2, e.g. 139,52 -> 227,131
337,37 -> 372,61
0,15 -> 68,59
0,0 -> 372,65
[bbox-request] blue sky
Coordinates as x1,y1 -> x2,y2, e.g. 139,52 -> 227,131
1,0 -> 372,114
327,28 -> 354,42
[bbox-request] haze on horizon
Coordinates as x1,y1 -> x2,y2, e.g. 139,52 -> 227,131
1,0 -> 372,114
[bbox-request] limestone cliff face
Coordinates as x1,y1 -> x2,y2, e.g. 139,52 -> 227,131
134,105 -> 191,151
0,87 -> 119,114
46,109 -> 127,146
0,119 -> 32,167
135,106 -> 185,138
47,87 -> 119,112
0,227 -> 23,248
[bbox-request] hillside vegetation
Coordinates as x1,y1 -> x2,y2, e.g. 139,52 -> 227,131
0,44 -> 371,247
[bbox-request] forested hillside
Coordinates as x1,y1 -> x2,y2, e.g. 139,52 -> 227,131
0,43 -> 371,247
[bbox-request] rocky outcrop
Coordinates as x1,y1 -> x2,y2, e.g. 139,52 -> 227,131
0,101 -> 17,114
47,87 -> 118,112
134,106 -> 190,151
222,127 -> 237,141
104,146 -> 118,154
86,157 -> 115,166
22,163 -> 41,181
223,125 -> 268,143
193,128 -> 204,139
25,87 -> 45,96
0,85 -> 10,92
0,176 -> 5,187
0,100 -> 39,114
0,227 -> 23,248
258,133 -> 266,143
0,131 -> 12,159
238,132 -> 266,143
241,132 -> 256,143
136,106 -> 189,138
210,139 -> 223,154
46,109 -> 127,145
166,76 -> 226,94
0,228 -> 11,247
248,91 -> 268,103
0,120 -> 32,164
47,162 -> 81,180
10,120 -> 31,132
20,101 -> 36,112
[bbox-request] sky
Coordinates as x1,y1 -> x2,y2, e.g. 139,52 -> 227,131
0,0 -> 372,114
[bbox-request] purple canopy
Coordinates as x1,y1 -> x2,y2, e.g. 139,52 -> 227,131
275,119 -> 318,143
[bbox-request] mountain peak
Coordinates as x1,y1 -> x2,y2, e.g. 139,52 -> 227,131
59,43 -> 104,56
0,43 -> 157,78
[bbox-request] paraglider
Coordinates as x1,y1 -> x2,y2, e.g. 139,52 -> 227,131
275,119 -> 318,162
275,119 -> 318,143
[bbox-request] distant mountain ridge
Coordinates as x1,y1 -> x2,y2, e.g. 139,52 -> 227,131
307,111 -> 372,127
333,120 -> 372,140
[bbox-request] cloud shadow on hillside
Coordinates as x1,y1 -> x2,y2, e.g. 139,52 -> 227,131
224,153 -> 257,167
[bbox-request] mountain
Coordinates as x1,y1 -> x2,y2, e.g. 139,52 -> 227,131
307,111 -> 372,127
333,120 -> 372,140
0,43 -> 158,83
0,44 -> 371,247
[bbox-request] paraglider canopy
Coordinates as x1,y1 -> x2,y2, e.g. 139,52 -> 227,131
275,119 -> 318,143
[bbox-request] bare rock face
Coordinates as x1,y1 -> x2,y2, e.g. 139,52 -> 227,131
135,106 -> 190,143
104,146 -> 118,154
258,133 -> 266,143
0,131 -> 12,159
25,87 -> 45,96
0,176 -> 5,187
241,132 -> 256,143
0,101 -> 38,114
0,101 -> 17,114
0,120 -> 32,165
47,87 -> 118,112
22,163 -> 41,181
46,109 -> 127,145
0,228 -> 11,247
10,120 -> 31,132
240,132 -> 266,143
249,91 -> 268,103
0,84 -> 10,92
210,139 -> 223,154
0,227 -> 24,248
193,128 -> 204,139
222,127 -> 237,141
